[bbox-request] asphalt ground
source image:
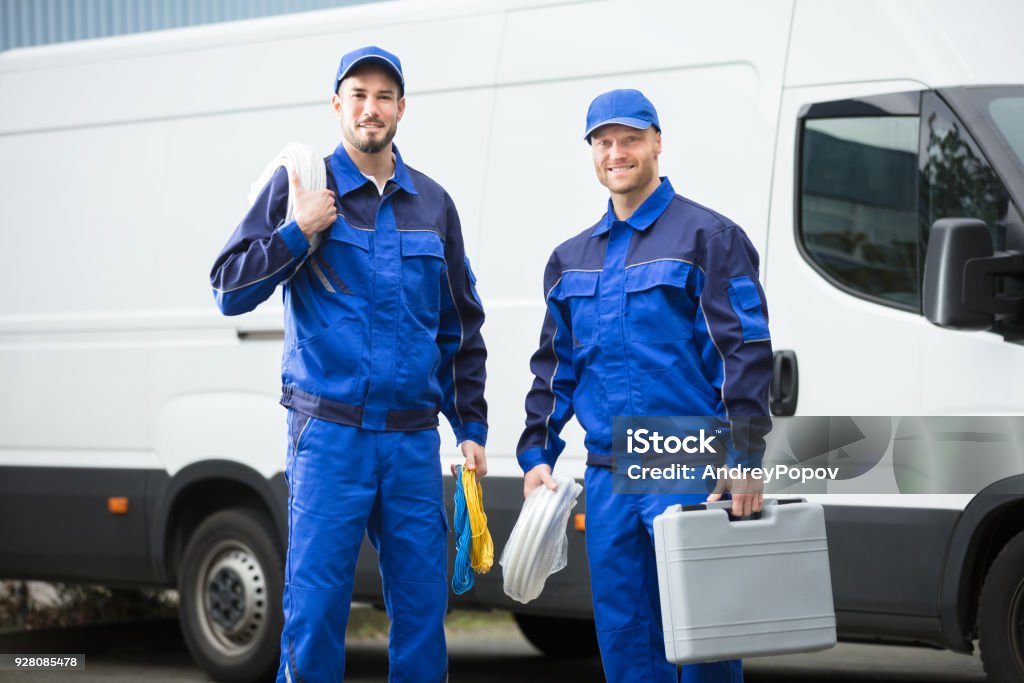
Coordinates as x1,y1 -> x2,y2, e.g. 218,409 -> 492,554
0,612 -> 989,682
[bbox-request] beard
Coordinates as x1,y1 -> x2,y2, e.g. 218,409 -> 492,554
343,119 -> 397,154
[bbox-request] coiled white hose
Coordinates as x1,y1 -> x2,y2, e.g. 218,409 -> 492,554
249,142 -> 326,252
501,475 -> 584,604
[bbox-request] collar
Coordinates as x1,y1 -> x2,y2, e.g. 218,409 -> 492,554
329,142 -> 419,197
361,154 -> 396,195
591,177 -> 675,237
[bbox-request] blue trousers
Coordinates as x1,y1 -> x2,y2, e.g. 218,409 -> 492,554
277,414 -> 449,683
584,466 -> 743,683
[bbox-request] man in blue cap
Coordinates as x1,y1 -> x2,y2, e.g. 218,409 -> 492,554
517,89 -> 773,682
211,46 -> 487,682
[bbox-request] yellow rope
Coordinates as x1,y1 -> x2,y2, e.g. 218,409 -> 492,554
461,467 -> 493,573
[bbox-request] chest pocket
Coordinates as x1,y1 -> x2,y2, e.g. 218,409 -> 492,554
400,230 -> 446,311
551,270 -> 599,347
624,260 -> 695,342
319,219 -> 371,298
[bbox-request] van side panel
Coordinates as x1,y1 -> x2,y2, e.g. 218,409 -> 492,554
0,466 -> 156,582
825,505 -> 959,616
787,0 -> 1024,88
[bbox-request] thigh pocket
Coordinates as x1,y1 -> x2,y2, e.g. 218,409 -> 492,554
551,270 -> 599,347
440,505 -> 451,535
400,230 -> 446,312
727,275 -> 770,342
285,412 -> 315,499
625,260 -> 694,342
288,410 -> 312,453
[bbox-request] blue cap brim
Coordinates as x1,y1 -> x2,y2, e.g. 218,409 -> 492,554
335,54 -> 405,92
584,116 -> 656,142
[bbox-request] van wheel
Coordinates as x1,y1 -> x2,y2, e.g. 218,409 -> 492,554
978,529 -> 1024,683
178,508 -> 283,682
513,613 -> 599,658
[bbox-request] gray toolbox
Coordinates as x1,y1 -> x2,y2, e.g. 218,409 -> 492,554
653,498 -> 836,664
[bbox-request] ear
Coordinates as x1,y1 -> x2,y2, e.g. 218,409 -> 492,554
331,92 -> 343,122
654,129 -> 662,156
396,95 -> 406,123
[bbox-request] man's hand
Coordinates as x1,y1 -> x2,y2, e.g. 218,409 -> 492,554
707,473 -> 764,517
289,170 -> 337,238
450,440 -> 486,479
523,464 -> 557,499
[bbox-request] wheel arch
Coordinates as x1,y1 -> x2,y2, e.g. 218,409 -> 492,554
150,459 -> 288,584
940,475 -> 1024,652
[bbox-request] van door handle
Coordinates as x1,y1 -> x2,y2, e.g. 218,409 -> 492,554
770,350 -> 799,416
237,329 -> 284,341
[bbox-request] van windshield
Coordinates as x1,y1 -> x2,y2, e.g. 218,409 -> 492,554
946,86 -> 1024,214
989,96 -> 1024,169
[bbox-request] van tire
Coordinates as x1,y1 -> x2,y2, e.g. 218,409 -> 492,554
978,529 -> 1024,683
178,508 -> 284,682
513,613 -> 599,658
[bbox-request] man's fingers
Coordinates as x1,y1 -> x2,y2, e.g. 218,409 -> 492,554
459,441 -> 486,478
730,494 -> 760,518
730,495 -> 744,517
707,477 -> 726,502
288,169 -> 303,194
706,491 -> 722,502
524,465 -> 553,497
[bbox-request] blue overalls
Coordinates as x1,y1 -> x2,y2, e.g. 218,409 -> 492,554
211,143 -> 487,683
518,178 -> 772,683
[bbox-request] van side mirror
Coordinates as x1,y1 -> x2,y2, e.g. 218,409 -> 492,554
923,218 -> 993,330
923,218 -> 1024,331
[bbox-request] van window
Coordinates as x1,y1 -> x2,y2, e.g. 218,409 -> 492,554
921,93 -> 1012,253
800,117 -> 920,309
989,96 -> 1024,168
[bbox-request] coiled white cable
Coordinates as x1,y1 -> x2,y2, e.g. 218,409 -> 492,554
249,142 -> 327,252
500,475 -> 583,604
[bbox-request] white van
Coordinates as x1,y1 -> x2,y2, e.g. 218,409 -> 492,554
1,0 -> 1022,681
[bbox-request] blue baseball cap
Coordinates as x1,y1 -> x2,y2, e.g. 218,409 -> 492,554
584,89 -> 661,143
334,45 -> 404,94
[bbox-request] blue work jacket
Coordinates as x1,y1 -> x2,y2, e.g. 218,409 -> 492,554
517,177 -> 771,470
211,144 -> 487,444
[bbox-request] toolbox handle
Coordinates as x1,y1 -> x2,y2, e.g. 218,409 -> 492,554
678,498 -> 806,522
678,501 -> 760,522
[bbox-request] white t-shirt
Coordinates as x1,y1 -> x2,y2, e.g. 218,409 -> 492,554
360,154 -> 397,195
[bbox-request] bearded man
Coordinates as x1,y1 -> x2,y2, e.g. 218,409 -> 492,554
211,45 -> 487,683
